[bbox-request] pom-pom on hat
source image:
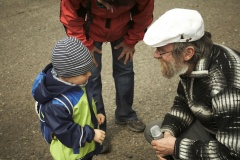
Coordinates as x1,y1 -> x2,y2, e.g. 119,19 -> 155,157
143,8 -> 205,47
52,37 -> 94,78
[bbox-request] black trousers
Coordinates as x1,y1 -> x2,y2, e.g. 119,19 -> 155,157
144,119 -> 213,159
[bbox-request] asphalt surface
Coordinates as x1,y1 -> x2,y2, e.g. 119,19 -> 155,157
0,0 -> 239,159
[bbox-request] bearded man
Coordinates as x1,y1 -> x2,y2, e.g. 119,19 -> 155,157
143,8 -> 240,160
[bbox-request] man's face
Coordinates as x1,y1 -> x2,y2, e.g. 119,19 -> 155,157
96,0 -> 113,10
96,0 -> 134,11
154,44 -> 188,79
97,0 -> 134,6
159,56 -> 188,79
61,71 -> 92,85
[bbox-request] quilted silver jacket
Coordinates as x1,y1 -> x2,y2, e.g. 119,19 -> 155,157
162,44 -> 240,159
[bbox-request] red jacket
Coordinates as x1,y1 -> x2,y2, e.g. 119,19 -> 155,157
60,0 -> 154,50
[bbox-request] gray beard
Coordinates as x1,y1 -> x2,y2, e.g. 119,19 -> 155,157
160,59 -> 188,79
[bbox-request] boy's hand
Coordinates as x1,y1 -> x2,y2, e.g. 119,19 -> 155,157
94,129 -> 105,143
97,113 -> 105,125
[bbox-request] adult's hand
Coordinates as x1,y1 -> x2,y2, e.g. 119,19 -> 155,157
90,46 -> 102,67
156,154 -> 167,160
114,42 -> 135,65
151,136 -> 176,158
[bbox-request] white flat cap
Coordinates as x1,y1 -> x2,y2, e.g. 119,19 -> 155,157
143,8 -> 204,47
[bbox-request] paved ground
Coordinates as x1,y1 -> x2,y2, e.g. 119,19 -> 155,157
0,0 -> 239,159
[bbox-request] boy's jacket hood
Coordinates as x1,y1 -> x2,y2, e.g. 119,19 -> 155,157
32,63 -> 77,104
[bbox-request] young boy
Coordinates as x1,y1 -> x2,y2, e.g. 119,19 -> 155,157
32,37 -> 106,160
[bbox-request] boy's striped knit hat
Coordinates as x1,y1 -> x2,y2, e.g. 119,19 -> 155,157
51,37 -> 94,78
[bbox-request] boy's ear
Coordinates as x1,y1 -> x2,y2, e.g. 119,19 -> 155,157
183,46 -> 195,61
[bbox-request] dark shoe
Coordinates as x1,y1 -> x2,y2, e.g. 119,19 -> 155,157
100,136 -> 111,154
115,119 -> 146,132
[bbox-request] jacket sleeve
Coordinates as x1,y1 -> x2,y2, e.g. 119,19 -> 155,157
44,104 -> 95,148
123,0 -> 154,47
60,0 -> 94,49
161,81 -> 195,137
172,87 -> 240,159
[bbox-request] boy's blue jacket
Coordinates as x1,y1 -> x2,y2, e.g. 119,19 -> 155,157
32,63 -> 102,159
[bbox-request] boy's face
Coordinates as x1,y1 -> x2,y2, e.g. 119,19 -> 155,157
62,71 -> 91,85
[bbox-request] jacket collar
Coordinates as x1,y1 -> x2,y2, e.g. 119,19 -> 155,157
189,58 -> 209,78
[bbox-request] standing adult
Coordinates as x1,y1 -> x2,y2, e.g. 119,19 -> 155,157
143,8 -> 240,160
60,0 -> 154,153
